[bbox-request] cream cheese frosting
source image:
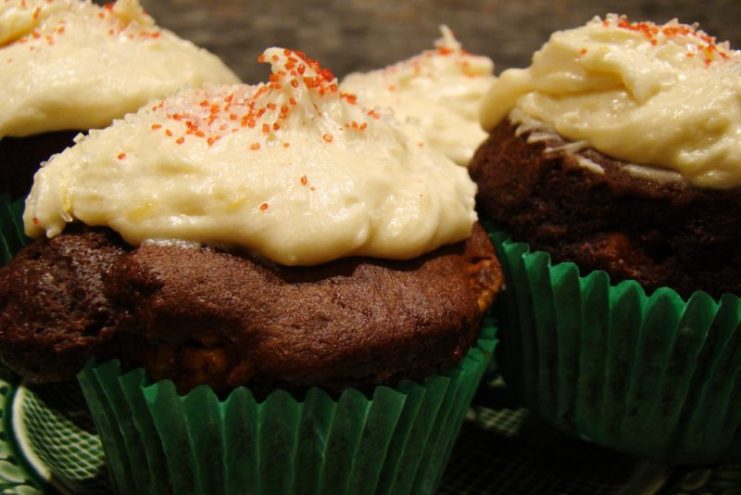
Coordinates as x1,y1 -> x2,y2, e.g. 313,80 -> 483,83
24,48 -> 478,266
341,26 -> 495,166
480,14 -> 741,189
0,0 -> 239,138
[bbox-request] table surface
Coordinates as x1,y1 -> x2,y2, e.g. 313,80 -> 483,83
139,0 -> 740,83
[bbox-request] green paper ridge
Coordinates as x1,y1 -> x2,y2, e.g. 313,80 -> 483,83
488,225 -> 740,464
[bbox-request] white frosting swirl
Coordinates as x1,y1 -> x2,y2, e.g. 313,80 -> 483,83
24,48 -> 478,266
0,0 -> 239,138
341,26 -> 495,166
480,15 -> 741,189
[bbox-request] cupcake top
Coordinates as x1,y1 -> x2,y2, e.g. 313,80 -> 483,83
480,14 -> 741,189
341,26 -> 495,166
0,0 -> 239,138
24,48 -> 477,266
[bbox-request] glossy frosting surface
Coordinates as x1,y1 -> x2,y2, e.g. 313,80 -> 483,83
342,26 -> 495,166
480,15 -> 741,188
0,0 -> 239,137
25,48 -> 478,265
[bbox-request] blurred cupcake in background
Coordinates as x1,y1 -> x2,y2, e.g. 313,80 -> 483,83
0,0 -> 239,197
469,14 -> 741,464
342,26 -> 495,166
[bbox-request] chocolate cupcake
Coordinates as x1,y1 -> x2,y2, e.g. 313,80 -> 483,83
1,48 -> 503,493
470,15 -> 740,463
341,26 -> 495,166
0,0 -> 239,198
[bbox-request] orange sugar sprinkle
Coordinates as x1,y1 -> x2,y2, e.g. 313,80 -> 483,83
323,133 -> 333,143
579,48 -> 588,56
229,113 -> 238,120
250,142 -> 261,151
340,93 -> 357,104
283,142 -> 290,148
117,152 -> 126,160
273,122 -> 281,130
289,97 -> 297,106
291,79 -> 299,88
300,175 -> 308,186
267,102 -> 276,110
367,110 -> 380,120
176,137 -> 185,144
259,202 -> 269,211
359,122 -> 367,130
207,137 -> 216,146
262,123 -> 270,133
437,46 -> 454,56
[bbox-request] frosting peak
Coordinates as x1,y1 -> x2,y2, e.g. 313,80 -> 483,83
480,14 -> 741,189
24,48 -> 478,266
0,0 -> 239,138
341,26 -> 495,166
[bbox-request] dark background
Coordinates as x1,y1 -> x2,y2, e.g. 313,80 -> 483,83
139,0 -> 740,83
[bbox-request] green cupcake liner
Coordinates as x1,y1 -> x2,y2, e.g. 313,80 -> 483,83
488,226 -> 740,465
0,194 -> 29,265
77,319 -> 496,495
0,193 -> 498,492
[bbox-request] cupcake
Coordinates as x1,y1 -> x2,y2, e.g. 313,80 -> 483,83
341,26 -> 495,166
469,15 -> 741,464
0,0 -> 239,197
0,48 -> 503,493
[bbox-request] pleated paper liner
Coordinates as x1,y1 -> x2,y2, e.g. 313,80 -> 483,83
77,317 -> 496,495
487,227 -> 740,465
0,194 -> 28,265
